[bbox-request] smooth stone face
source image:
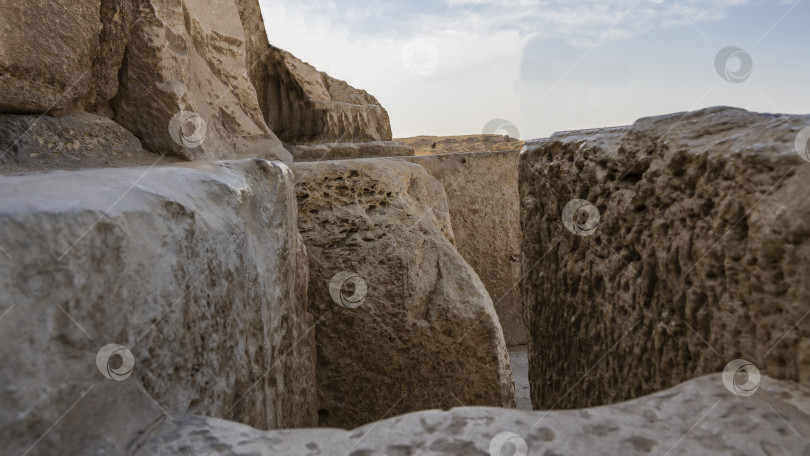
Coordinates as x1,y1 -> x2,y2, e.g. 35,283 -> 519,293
0,112 -> 181,174
291,141 -> 414,162
0,159 -> 315,455
396,134 -> 524,156
255,46 -> 393,144
111,0 -> 291,162
520,106 -> 810,410
399,151 -> 527,346
134,374 -> 810,456
289,158 -> 516,429
0,0 -> 130,114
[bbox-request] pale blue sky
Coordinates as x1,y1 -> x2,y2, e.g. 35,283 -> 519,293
259,0 -> 809,140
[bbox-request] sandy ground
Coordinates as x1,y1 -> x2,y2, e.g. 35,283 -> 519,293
508,345 -> 531,410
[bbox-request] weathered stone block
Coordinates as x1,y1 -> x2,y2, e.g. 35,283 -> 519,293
397,134 -> 524,156
0,112 -> 175,174
0,159 -> 315,455
520,107 -> 810,410
112,0 -> 291,162
290,158 -> 516,429
0,0 -> 131,114
400,151 -> 527,345
252,46 -> 393,144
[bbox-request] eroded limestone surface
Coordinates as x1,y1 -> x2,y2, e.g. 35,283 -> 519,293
0,160 -> 315,455
397,134 -> 524,156
400,151 -> 527,345
254,47 -> 393,144
0,0 -> 131,114
0,112 -> 181,174
112,0 -> 291,162
292,141 -> 414,162
290,158 -> 516,429
520,107 -> 810,410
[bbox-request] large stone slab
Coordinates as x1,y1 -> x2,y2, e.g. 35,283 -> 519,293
254,46 -> 393,144
292,141 -> 414,162
397,134 -> 524,156
0,112 -> 180,174
0,159 -> 315,455
0,0 -> 131,114
112,0 -> 291,162
135,374 -> 810,455
400,151 -> 527,345
520,107 -> 810,410
290,159 -> 515,429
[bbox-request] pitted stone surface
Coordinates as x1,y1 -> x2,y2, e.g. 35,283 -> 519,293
289,158 -> 515,429
520,107 -> 810,410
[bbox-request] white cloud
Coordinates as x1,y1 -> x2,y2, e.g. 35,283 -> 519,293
259,0 -> 758,78
258,0 -> 790,138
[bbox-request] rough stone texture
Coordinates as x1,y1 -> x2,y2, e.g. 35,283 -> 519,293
290,159 -> 515,429
0,112 -> 182,174
0,159 -> 315,455
397,134 -> 524,156
235,0 -> 271,95
520,107 -> 810,410
134,374 -> 810,455
255,46 -> 393,144
112,0 -> 291,162
234,0 -> 275,124
292,141 -> 414,162
0,0 -> 132,114
399,151 -> 527,346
